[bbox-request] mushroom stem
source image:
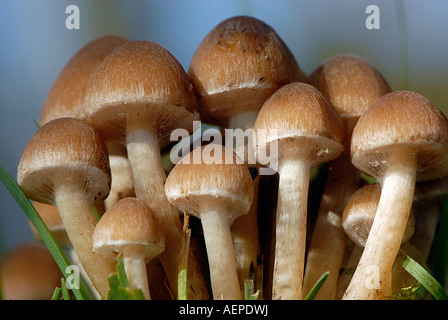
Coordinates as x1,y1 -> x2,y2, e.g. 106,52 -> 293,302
226,110 -> 260,289
199,201 -> 242,300
303,152 -> 358,299
54,180 -> 116,299
122,254 -> 151,300
343,149 -> 416,300
125,120 -> 206,300
273,155 -> 310,300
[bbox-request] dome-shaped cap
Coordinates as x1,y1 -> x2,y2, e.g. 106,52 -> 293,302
351,91 -> 448,181
40,35 -> 129,125
17,117 -> 111,205
342,183 -> 415,247
253,82 -> 345,170
93,197 -> 165,261
307,54 -> 391,118
84,40 -> 200,148
0,243 -> 62,300
188,16 -> 305,126
165,144 -> 254,224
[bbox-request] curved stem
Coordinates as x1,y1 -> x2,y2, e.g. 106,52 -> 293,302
54,181 -> 116,299
126,119 -> 208,300
123,255 -> 151,300
343,149 -> 416,300
272,156 -> 310,300
200,203 -> 241,300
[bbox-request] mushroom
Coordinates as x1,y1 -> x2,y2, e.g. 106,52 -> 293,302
93,197 -> 165,300
165,144 -> 254,300
303,54 -> 392,299
84,40 -> 208,299
343,90 -> 448,300
39,35 -> 134,212
17,117 -> 115,299
188,15 -> 305,287
0,243 -> 63,300
253,82 -> 346,299
340,183 -> 415,297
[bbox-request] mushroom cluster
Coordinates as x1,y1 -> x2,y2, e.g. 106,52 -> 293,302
10,15 -> 448,300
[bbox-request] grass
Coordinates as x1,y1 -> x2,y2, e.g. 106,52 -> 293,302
1,160 -> 448,300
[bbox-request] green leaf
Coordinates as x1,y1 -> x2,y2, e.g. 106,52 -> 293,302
398,250 -> 448,300
107,257 -> 146,300
0,164 -> 91,300
304,271 -> 330,300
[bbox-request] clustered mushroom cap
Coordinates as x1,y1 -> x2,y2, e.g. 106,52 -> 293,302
93,197 -> 165,261
188,15 -> 305,127
0,243 -> 62,300
342,183 -> 415,247
17,117 -> 111,205
351,91 -> 448,182
165,144 -> 254,224
84,40 -> 200,148
253,82 -> 346,170
40,35 -> 129,125
307,54 -> 391,119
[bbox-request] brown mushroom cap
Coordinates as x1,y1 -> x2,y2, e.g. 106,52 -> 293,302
30,201 -> 71,247
307,54 -> 391,119
342,183 -> 415,247
253,82 -> 346,170
188,16 -> 305,126
165,144 -> 254,224
93,197 -> 165,261
17,117 -> 111,205
84,40 -> 200,148
0,243 -> 62,300
40,35 -> 129,125
351,91 -> 448,182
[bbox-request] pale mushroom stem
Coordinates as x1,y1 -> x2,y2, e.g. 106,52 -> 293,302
303,151 -> 360,299
123,255 -> 151,300
343,149 -> 417,300
272,155 -> 310,300
199,202 -> 242,300
53,180 -> 116,299
125,120 -> 208,300
226,110 -> 260,289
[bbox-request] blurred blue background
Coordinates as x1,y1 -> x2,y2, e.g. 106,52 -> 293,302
1,0 -> 447,254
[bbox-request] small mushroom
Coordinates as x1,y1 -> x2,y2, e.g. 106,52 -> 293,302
165,144 -> 254,300
303,54 -> 392,299
343,91 -> 448,300
0,243 -> 62,300
84,40 -> 208,299
93,197 -> 165,300
188,15 -> 305,288
17,117 -> 115,299
39,35 -> 134,213
340,183 -> 415,297
253,82 -> 345,299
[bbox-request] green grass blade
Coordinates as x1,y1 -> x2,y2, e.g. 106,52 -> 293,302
0,164 -> 91,300
398,250 -> 448,300
304,271 -> 329,300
